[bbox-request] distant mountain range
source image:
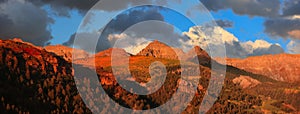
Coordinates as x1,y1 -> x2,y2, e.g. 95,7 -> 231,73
60,39 -> 299,83
73,40 -> 211,68
136,40 -> 211,65
0,38 -> 299,113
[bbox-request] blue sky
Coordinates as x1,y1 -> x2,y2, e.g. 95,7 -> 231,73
1,0 -> 299,55
49,10 -> 83,44
211,9 -> 291,51
48,1 -> 292,52
160,9 -> 195,32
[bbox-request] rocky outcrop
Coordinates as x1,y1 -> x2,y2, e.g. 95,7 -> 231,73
233,75 -> 261,89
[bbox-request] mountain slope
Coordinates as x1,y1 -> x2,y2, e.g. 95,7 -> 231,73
0,39 -> 298,113
186,46 -> 211,65
224,54 -> 300,82
45,45 -> 90,62
94,48 -> 130,57
137,40 -> 180,60
73,48 -> 130,68
0,39 -> 91,113
136,40 -> 211,64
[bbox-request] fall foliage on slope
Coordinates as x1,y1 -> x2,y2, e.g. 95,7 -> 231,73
0,39 -> 299,113
224,54 -> 300,82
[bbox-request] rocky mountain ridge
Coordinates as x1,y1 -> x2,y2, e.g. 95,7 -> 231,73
0,39 -> 91,113
224,54 -> 300,82
0,39 -> 299,113
45,45 -> 90,62
136,40 -> 181,60
136,40 -> 211,64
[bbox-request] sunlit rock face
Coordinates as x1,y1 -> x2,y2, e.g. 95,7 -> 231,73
136,40 -> 210,63
233,75 -> 261,89
137,40 -> 180,60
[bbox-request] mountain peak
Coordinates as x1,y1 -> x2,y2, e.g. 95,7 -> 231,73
148,40 -> 168,47
95,48 -> 129,57
153,39 -> 159,42
186,46 -> 211,65
136,40 -> 211,63
192,46 -> 210,57
12,38 -> 24,42
1,38 -> 43,50
137,40 -> 180,60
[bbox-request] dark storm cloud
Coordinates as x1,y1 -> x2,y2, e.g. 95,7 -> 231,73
200,0 -> 300,40
224,41 -> 283,58
200,0 -> 281,17
250,44 -> 284,56
63,6 -> 176,52
97,7 -> 165,51
96,6 -> 188,52
256,0 -> 300,40
0,0 -> 53,46
0,0 -> 101,45
215,20 -> 233,28
0,14 -> 13,34
0,0 -> 175,46
30,0 -> 98,16
264,18 -> 300,39
282,0 -> 300,16
29,0 -> 156,16
104,7 -> 164,33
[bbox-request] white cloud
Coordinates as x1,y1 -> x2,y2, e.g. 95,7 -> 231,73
244,40 -> 272,49
241,40 -> 284,57
108,33 -> 129,44
241,40 -> 273,54
108,33 -> 152,55
105,26 -> 285,58
285,15 -> 300,20
123,40 -> 151,55
287,40 -> 300,54
181,26 -> 284,58
182,26 -> 238,48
